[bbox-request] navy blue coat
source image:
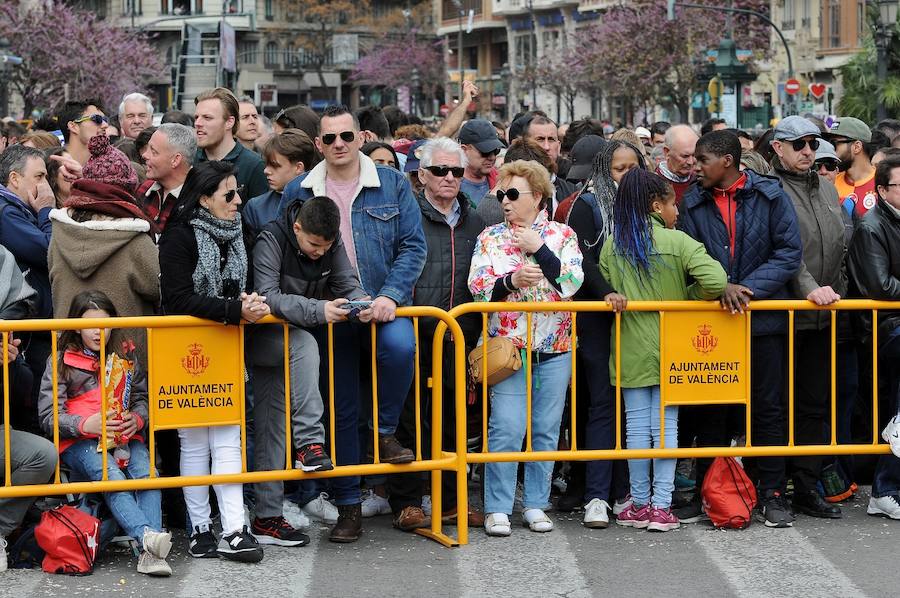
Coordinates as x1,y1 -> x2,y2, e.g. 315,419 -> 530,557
679,170 -> 802,335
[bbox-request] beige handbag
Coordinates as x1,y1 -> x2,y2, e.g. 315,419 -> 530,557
468,336 -> 523,386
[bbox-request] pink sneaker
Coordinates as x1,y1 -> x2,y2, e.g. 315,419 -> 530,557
615,503 -> 650,529
647,507 -> 680,532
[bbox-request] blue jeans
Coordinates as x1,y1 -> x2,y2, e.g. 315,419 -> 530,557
872,328 -> 900,498
484,353 -> 571,515
623,386 -> 678,509
62,439 -> 161,549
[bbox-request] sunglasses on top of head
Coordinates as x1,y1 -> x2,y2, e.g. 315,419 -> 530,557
74,114 -> 109,126
424,165 -> 465,178
321,131 -> 356,145
496,188 -> 533,202
274,109 -> 296,129
789,138 -> 819,152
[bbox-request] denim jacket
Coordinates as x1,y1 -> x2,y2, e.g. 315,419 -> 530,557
281,153 -> 426,306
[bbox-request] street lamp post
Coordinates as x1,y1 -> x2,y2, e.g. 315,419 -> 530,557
500,62 -> 511,120
526,0 -> 537,109
411,67 -> 420,117
875,0 -> 899,122
451,0 -> 464,99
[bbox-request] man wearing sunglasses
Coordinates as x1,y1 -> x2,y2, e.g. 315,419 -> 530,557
828,117 -> 878,218
281,104 -> 426,542
458,118 -> 503,207
57,99 -> 109,166
814,139 -> 840,184
770,115 -> 847,520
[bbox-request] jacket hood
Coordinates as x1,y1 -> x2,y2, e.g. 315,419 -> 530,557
416,191 -> 471,224
50,208 -> 150,279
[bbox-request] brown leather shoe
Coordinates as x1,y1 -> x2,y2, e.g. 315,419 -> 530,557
392,506 -> 430,531
378,434 -> 415,464
329,504 -> 362,543
441,507 -> 485,527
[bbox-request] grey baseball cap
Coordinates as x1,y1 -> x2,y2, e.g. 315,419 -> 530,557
773,116 -> 821,141
827,117 -> 872,142
815,139 -> 839,162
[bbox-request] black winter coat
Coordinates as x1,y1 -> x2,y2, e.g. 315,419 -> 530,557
848,199 -> 900,341
414,192 -> 485,346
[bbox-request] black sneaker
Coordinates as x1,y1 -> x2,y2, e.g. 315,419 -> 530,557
674,500 -> 707,524
758,490 -> 795,528
251,516 -> 310,547
188,525 -> 219,558
295,443 -> 334,472
217,526 -> 264,563
793,490 -> 842,519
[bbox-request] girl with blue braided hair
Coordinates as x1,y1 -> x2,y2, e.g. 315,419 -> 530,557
599,168 -> 726,533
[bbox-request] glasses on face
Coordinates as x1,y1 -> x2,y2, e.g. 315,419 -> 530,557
479,148 -> 500,159
815,160 -> 839,172
790,138 -> 820,152
424,165 -> 465,178
223,185 -> 244,203
496,188 -> 533,202
74,114 -> 109,126
831,138 -> 852,147
321,131 -> 355,145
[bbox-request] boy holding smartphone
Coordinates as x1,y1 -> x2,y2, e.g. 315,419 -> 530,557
249,196 -> 371,546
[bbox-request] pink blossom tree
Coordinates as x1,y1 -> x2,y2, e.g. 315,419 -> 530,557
0,1 -> 164,117
575,0 -> 771,122
350,31 -> 445,107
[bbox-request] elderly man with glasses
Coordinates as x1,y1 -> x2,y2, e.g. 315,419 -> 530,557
770,115 -> 848,520
281,104 -> 426,543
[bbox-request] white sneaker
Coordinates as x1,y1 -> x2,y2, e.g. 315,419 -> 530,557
484,513 -> 511,537
141,529 -> 172,560
613,494 -> 632,516
302,492 -> 339,524
422,495 -> 432,517
868,495 -> 900,519
583,498 -> 610,529
0,536 -> 7,573
883,416 -> 900,458
282,499 -> 310,530
360,488 -> 391,518
137,551 -> 172,576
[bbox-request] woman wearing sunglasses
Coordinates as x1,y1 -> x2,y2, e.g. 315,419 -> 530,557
468,159 -> 584,537
159,161 -> 271,562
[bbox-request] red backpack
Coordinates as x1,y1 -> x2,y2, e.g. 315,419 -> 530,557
701,457 -> 758,529
35,505 -> 100,575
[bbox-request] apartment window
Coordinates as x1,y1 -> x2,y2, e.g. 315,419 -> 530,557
542,30 -> 561,52
829,0 -> 841,47
782,0 -> 795,30
858,0 -> 866,39
265,0 -> 273,19
238,41 -> 257,65
283,44 -> 299,68
264,41 -> 279,67
801,0 -> 811,27
515,34 -> 535,66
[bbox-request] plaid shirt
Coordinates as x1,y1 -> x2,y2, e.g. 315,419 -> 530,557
136,179 -> 181,235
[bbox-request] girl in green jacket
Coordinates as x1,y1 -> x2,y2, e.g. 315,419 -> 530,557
599,169 -> 726,532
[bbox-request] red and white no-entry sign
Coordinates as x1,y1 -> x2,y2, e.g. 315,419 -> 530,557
785,78 -> 801,95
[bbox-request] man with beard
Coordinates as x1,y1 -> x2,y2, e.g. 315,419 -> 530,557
829,117 -> 877,219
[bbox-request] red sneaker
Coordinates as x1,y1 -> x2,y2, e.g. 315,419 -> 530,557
647,507 -> 681,532
615,503 -> 651,529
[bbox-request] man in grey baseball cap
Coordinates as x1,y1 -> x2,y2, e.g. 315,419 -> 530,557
827,117 -> 878,216
770,113 -> 847,520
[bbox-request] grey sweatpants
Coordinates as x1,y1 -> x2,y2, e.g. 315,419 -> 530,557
0,427 -> 57,536
251,325 -> 325,519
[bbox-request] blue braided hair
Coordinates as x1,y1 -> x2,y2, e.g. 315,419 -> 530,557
611,168 -> 674,277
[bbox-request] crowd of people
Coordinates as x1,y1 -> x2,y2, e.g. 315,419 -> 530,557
0,80 -> 898,575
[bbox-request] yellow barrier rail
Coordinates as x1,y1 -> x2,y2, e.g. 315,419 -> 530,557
2,299 -> 898,550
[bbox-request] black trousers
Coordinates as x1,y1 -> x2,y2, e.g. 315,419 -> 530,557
692,334 -> 789,493
387,338 -> 460,515
790,328 -> 833,493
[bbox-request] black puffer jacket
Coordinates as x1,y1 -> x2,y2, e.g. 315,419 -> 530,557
414,192 -> 485,345
848,199 -> 900,341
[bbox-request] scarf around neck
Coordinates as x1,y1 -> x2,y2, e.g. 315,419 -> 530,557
658,159 -> 694,184
189,208 -> 247,300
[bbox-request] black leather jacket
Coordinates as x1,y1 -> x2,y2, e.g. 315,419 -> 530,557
848,199 -> 900,341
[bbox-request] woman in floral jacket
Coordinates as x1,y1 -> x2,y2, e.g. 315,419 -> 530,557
468,159 -> 584,537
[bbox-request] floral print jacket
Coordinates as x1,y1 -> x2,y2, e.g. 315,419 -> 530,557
468,211 -> 584,353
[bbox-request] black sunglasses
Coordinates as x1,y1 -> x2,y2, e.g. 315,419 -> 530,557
74,114 -> 109,126
321,131 -> 355,145
815,160 -> 839,172
790,138 -> 819,152
223,185 -> 244,203
424,165 -> 465,178
496,188 -> 533,202
479,148 -> 501,159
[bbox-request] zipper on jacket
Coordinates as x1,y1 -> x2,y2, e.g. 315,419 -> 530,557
449,226 -> 456,307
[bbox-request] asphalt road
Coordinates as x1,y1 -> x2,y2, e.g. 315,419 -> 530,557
3,487 -> 899,598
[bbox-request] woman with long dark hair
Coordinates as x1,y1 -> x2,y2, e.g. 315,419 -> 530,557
158,161 -> 269,563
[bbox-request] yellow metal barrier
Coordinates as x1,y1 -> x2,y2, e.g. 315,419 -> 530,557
2,299 -> 899,550
0,307 -> 470,548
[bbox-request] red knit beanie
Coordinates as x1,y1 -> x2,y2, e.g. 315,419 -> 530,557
81,135 -> 139,194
